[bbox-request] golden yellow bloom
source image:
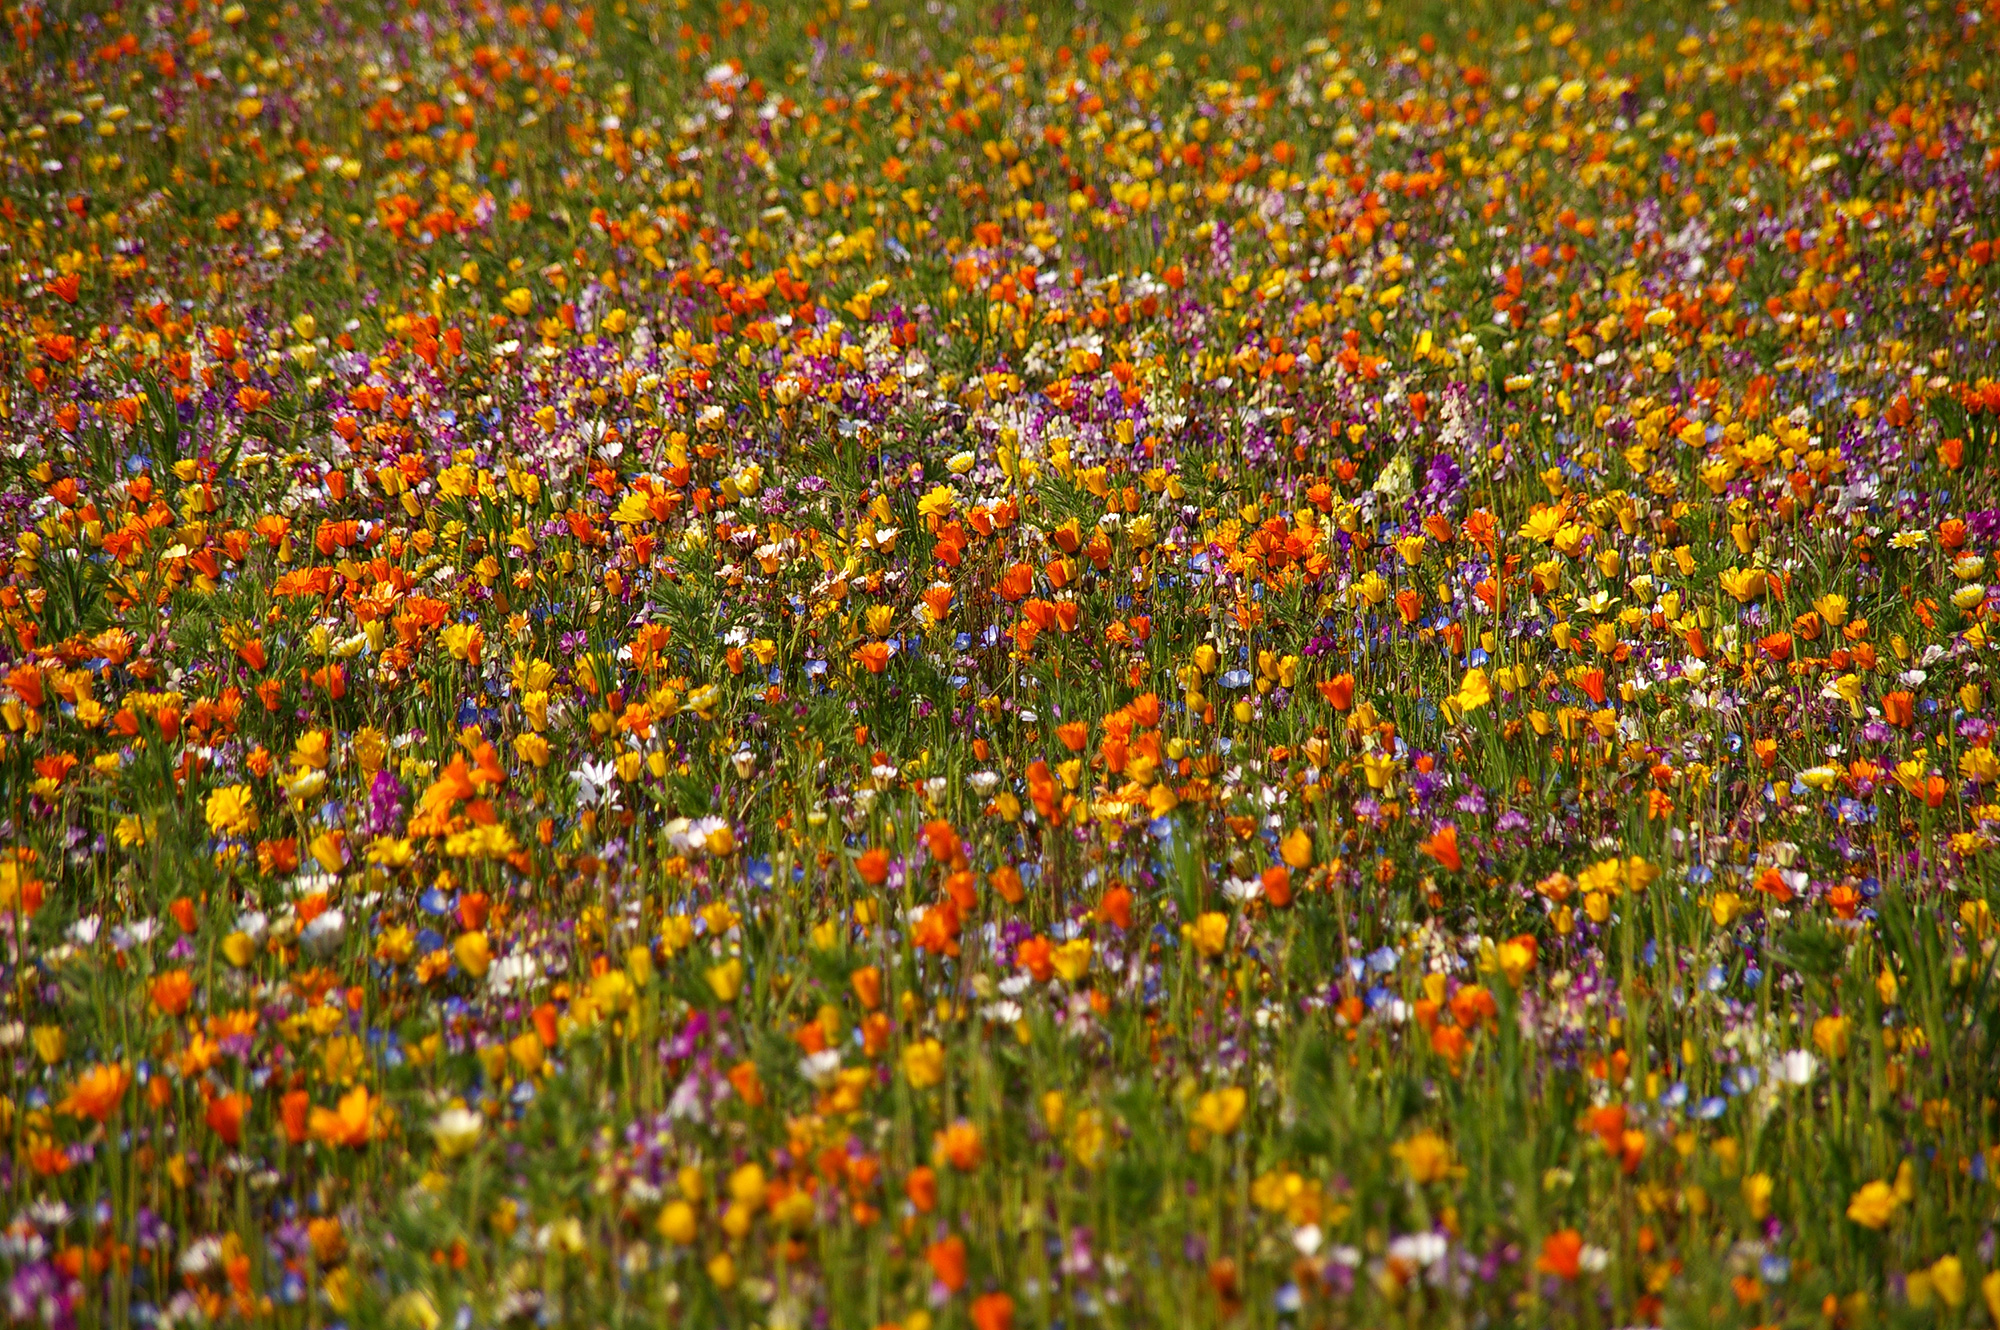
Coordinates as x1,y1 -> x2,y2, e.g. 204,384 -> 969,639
1929,1255 -> 1965,1309
454,931 -> 491,978
1191,1086 -> 1246,1137
1186,911 -> 1230,957
205,783 -> 258,836
903,1038 -> 946,1088
1393,1130 -> 1454,1184
1068,1109 -> 1109,1169
31,1025 -> 66,1065
508,1031 -> 545,1075
1453,666 -> 1493,713
704,958 -> 744,1003
1845,1179 -> 1898,1229
1719,566 -> 1766,603
657,1200 -> 697,1245
1051,937 -> 1092,983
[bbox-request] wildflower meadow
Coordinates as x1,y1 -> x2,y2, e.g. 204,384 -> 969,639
3,0 -> 2000,1323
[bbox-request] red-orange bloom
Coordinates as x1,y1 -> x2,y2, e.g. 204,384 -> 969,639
971,1293 -> 1016,1330
926,1235 -> 968,1292
1420,824 -> 1462,872
1538,1229 -> 1583,1279
150,969 -> 195,1016
206,1091 -> 249,1146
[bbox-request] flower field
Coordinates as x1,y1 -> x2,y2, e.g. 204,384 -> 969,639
5,0 -> 2000,1323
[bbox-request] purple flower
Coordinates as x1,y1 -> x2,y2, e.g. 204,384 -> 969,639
365,768 -> 407,836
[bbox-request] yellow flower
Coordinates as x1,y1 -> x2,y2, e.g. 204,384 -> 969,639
1845,1179 -> 1898,1229
1192,1086 -> 1247,1137
502,288 -> 533,316
1453,666 -> 1493,713
1710,891 -> 1747,927
205,783 -> 258,836
1929,1254 -> 1965,1309
728,1163 -> 767,1207
508,1030 -> 545,1074
1719,566 -> 1766,603
1279,826 -> 1313,869
31,1025 -> 66,1065
704,959 -> 744,1003
1811,1014 -> 1849,1059
221,931 -> 258,968
661,915 -> 696,955
1186,911 -> 1230,957
1494,935 -> 1537,987
1050,938 -> 1092,983
1393,1130 -> 1454,1184
902,1038 -> 946,1089
454,931 -> 491,978
1742,1172 -> 1773,1220
1067,1109 -> 1109,1169
657,1200 -> 697,1245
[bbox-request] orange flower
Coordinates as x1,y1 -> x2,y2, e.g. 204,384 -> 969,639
997,562 -> 1035,601
850,965 -> 883,1011
922,819 -> 961,863
1420,824 -> 1462,872
1753,866 -> 1794,903
905,1165 -> 937,1212
1449,984 -> 1496,1030
1016,935 -> 1054,981
1096,884 -> 1132,929
307,1085 -> 376,1148
206,1091 -> 249,1146
1260,865 -> 1293,908
60,1063 -> 132,1121
989,865 -> 1026,904
855,847 -> 890,885
1538,1229 -> 1583,1279
1317,673 -> 1356,711
1881,690 -> 1915,728
1056,720 -> 1090,751
727,1059 -> 766,1108
853,641 -> 891,674
150,969 -> 195,1016
938,1119 -> 983,1171
925,1234 -> 968,1292
280,1089 -> 310,1143
1026,759 -> 1059,818
913,900 -> 960,956
1429,1023 -> 1467,1062
971,1292 -> 1016,1330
